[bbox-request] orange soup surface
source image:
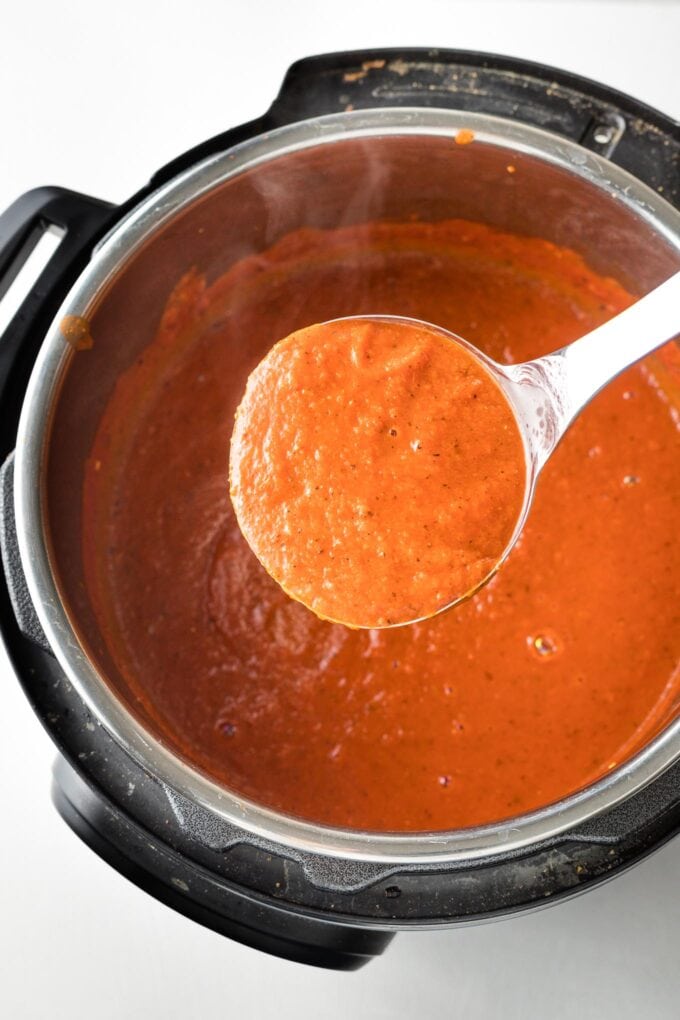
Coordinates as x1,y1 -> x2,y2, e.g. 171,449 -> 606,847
82,220 -> 680,832
230,318 -> 526,627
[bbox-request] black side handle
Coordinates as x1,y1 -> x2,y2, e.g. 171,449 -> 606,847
0,188 -> 115,652
0,187 -> 115,458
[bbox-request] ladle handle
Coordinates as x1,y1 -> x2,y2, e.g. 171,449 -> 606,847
552,270 -> 680,424
504,271 -> 680,473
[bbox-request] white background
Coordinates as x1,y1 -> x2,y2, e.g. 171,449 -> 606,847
2,2 -> 680,1017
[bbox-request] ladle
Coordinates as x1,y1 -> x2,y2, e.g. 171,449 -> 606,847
231,271 -> 680,628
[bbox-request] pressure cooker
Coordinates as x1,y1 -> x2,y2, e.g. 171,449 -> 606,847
0,48 -> 678,970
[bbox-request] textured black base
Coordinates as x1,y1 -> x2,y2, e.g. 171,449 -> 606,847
52,756 -> 394,971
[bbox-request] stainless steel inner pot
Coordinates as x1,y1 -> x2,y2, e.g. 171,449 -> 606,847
14,108 -> 680,864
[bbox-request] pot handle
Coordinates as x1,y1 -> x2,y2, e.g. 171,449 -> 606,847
0,186 -> 115,314
0,188 -> 115,448
0,189 -> 114,657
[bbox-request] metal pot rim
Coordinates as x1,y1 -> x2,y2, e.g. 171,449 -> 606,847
14,107 -> 680,864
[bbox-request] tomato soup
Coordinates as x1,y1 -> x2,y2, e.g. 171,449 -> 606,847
82,220 -> 680,832
230,318 -> 526,627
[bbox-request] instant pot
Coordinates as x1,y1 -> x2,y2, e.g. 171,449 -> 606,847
1,49 -> 679,971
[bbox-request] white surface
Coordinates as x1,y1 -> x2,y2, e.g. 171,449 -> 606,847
1,1 -> 680,1017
